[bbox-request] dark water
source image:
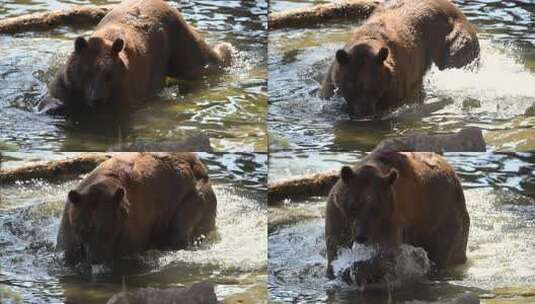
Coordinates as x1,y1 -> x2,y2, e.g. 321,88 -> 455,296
0,152 -> 268,303
0,0 -> 268,152
268,0 -> 535,151
268,152 -> 535,303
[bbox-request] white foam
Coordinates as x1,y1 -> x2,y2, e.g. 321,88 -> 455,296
425,40 -> 535,118
331,243 -> 431,289
154,185 -> 266,272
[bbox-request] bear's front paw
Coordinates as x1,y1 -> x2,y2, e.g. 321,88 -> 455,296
36,97 -> 65,115
341,259 -> 385,286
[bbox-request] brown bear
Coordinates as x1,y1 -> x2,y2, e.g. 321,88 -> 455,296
56,152 -> 217,265
320,0 -> 479,117
41,0 -> 233,114
325,151 -> 469,279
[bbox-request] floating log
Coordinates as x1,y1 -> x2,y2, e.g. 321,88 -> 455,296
0,153 -> 111,184
0,5 -> 113,34
267,128 -> 486,205
268,170 -> 338,206
0,1 -> 381,34
269,0 -> 382,30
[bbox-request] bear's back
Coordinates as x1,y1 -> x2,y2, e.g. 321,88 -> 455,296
368,151 -> 464,227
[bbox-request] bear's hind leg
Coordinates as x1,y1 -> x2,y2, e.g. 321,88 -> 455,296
436,22 -> 480,70
213,42 -> 234,68
167,42 -> 233,80
167,186 -> 216,249
426,208 -> 469,268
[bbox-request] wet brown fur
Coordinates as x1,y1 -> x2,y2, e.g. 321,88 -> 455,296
49,0 -> 232,112
57,152 -> 217,265
320,0 -> 479,116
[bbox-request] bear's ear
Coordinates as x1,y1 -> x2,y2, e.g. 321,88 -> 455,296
111,38 -> 124,55
386,169 -> 398,185
68,190 -> 82,205
113,187 -> 125,204
336,49 -> 350,65
75,37 -> 87,53
377,47 -> 389,63
340,166 -> 354,182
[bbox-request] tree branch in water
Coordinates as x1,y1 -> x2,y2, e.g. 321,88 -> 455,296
269,0 -> 382,30
0,5 -> 112,34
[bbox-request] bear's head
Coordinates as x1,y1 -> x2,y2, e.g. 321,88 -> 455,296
67,180 -> 129,264
65,36 -> 126,110
336,164 -> 400,247
331,41 -> 392,116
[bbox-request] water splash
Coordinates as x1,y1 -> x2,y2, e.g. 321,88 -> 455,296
425,40 -> 535,119
330,243 -> 432,290
154,186 -> 267,273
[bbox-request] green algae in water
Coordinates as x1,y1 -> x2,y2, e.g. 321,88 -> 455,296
0,286 -> 23,304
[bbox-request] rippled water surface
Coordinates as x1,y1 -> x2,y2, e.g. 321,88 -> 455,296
269,0 -> 535,151
268,152 -> 535,303
0,0 -> 267,152
0,152 -> 268,303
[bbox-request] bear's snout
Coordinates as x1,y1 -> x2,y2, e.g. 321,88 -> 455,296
352,221 -> 369,244
85,79 -> 108,108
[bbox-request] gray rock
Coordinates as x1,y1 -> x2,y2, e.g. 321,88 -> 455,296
107,281 -> 218,304
108,134 -> 212,152
373,127 -> 486,153
405,292 -> 480,304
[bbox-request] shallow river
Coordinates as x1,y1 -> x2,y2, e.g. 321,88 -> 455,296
0,0 -> 268,152
0,152 -> 268,303
269,0 -> 535,151
268,151 -> 535,303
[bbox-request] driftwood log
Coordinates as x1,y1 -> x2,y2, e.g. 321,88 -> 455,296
267,127 -> 486,205
0,1 -> 382,34
0,5 -> 113,34
268,170 -> 338,206
0,153 -> 111,184
269,0 -> 382,30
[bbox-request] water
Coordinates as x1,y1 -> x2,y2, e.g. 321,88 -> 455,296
0,0 -> 268,152
330,244 -> 431,290
268,0 -> 535,151
268,152 -> 535,303
0,152 -> 268,303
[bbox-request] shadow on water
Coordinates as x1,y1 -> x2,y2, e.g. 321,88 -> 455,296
0,0 -> 268,152
0,152 -> 267,303
268,0 -> 535,152
268,152 -> 535,303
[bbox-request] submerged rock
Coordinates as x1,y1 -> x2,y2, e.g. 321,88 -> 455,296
333,244 -> 431,290
373,127 -> 486,153
406,292 -> 480,304
106,281 -> 218,304
107,134 -> 212,152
